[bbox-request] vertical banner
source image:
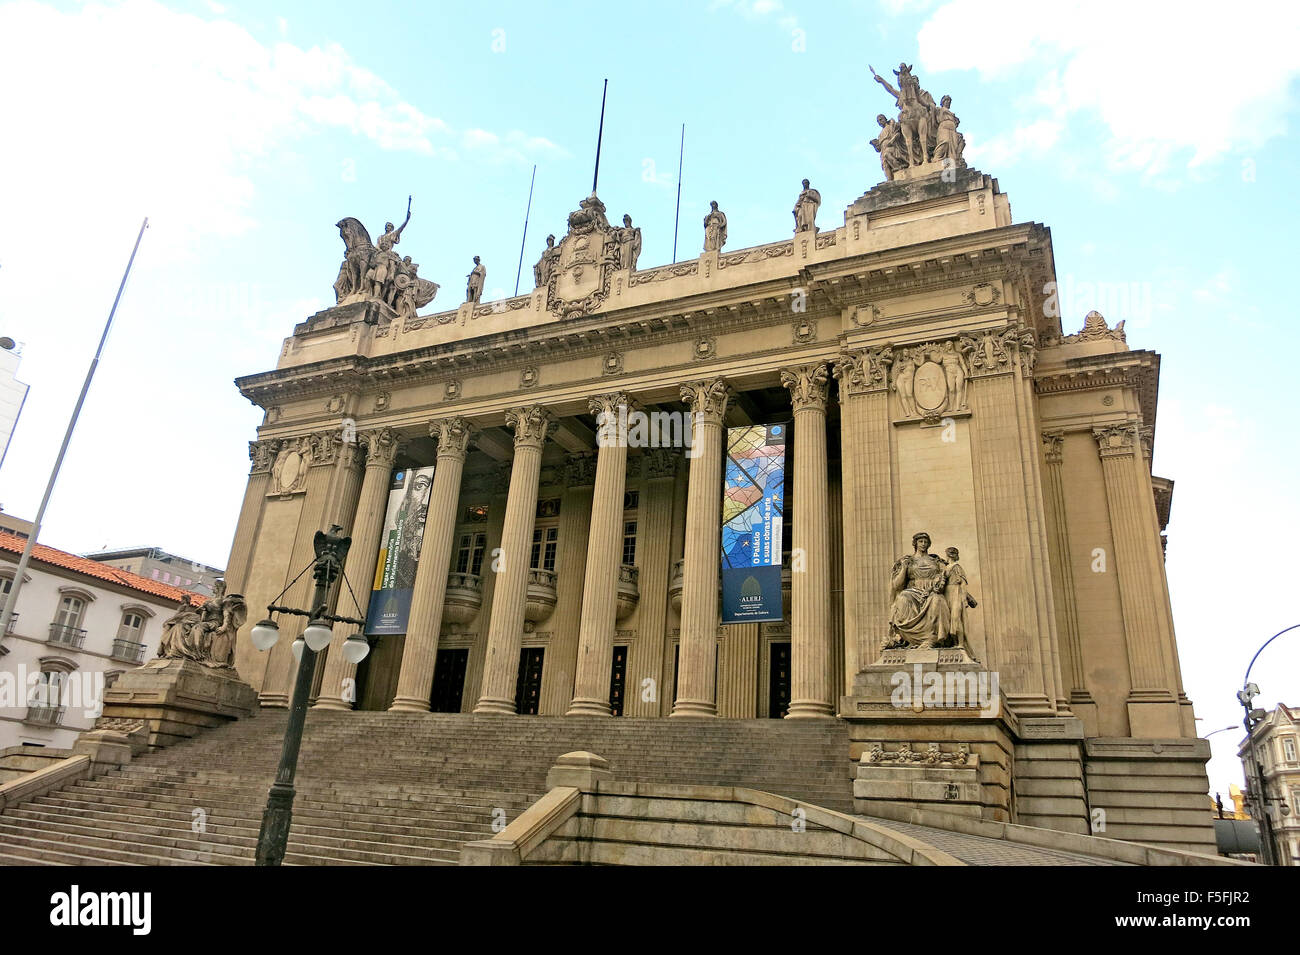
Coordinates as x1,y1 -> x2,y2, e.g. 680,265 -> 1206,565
364,466 -> 435,635
721,422 -> 787,624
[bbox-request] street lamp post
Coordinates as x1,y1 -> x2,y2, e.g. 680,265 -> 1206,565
1237,623 -> 1300,868
249,527 -> 370,867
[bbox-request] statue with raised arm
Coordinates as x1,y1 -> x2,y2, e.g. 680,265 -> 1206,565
703,200 -> 728,252
367,196 -> 412,303
792,179 -> 821,233
870,63 -> 935,167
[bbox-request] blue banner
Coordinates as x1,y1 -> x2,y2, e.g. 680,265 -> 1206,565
364,466 -> 435,635
721,423 -> 787,624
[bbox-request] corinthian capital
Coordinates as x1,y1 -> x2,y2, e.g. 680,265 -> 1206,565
249,439 -> 282,474
832,346 -> 892,396
780,363 -> 829,412
430,416 -> 474,458
680,377 -> 729,422
588,392 -> 630,421
1041,431 -> 1064,465
1093,423 -> 1140,458
505,405 -> 553,449
360,428 -> 401,469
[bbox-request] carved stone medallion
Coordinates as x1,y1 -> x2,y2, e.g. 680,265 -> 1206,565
912,360 -> 947,413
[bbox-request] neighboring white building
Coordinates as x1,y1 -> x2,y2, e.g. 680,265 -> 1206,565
0,531 -> 204,750
1239,703 -> 1300,866
0,339 -> 29,473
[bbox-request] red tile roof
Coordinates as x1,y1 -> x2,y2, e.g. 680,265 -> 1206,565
0,532 -> 206,606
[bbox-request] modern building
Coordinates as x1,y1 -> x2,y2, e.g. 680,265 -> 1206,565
0,532 -> 203,750
0,338 -> 29,474
1239,703 -> 1300,865
217,80 -> 1214,854
85,547 -> 225,597
0,508 -> 33,541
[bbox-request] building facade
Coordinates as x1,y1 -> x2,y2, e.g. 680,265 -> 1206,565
222,112 -> 1212,848
0,533 -> 202,750
86,547 -> 225,597
1240,704 -> 1300,865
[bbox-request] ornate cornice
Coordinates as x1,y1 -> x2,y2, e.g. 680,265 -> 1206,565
680,378 -> 730,422
780,363 -> 829,412
505,405 -> 553,450
832,346 -> 892,396
430,416 -> 474,458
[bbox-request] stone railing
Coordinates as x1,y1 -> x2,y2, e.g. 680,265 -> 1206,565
616,565 -> 640,621
524,569 -> 558,629
443,572 -> 483,628
23,705 -> 66,728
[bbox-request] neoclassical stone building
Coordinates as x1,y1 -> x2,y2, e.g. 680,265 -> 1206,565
224,115 -> 1211,849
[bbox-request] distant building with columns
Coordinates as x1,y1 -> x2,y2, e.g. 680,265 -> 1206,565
223,157 -> 1213,851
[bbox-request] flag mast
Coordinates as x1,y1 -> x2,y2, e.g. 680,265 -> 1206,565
513,164 -> 537,297
672,123 -> 685,263
592,78 -> 608,194
0,218 -> 149,644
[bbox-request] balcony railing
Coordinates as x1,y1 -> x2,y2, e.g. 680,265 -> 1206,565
23,704 -> 66,727
47,623 -> 87,649
110,637 -> 147,664
4,612 -> 17,634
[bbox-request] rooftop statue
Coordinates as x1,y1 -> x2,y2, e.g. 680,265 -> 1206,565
793,179 -> 820,233
533,234 -> 560,287
869,63 -> 965,177
703,200 -> 728,252
466,256 -> 486,304
332,196 -> 439,316
616,214 -> 642,271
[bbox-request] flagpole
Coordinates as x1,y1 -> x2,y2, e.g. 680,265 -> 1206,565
514,164 -> 537,297
592,79 -> 608,194
672,123 -> 685,263
0,217 -> 149,644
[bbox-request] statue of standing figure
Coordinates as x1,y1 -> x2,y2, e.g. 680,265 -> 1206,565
615,214 -> 643,271
792,179 -> 821,233
534,235 -> 561,287
870,114 -> 909,179
931,94 -> 965,164
466,256 -> 486,304
703,200 -> 728,252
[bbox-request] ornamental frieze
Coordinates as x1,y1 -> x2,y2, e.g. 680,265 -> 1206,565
891,340 -> 970,422
957,322 -> 1036,378
832,346 -> 892,397
249,439 -> 282,475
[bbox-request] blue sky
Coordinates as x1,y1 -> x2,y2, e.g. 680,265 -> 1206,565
0,0 -> 1297,794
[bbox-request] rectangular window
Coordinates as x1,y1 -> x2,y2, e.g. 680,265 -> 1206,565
55,596 -> 84,630
622,521 -> 637,566
531,527 -> 558,571
470,534 -> 487,575
1284,737 -> 1298,762
457,533 -> 488,575
118,613 -> 145,642
456,533 -> 472,574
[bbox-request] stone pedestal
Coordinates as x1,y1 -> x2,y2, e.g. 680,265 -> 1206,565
841,649 -> 1015,820
97,658 -> 259,750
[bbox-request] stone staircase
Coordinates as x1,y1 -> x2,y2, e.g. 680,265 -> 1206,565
0,709 -> 853,865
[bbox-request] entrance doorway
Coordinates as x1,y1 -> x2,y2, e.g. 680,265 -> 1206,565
515,647 -> 545,715
430,648 -> 469,713
609,645 -> 628,716
768,641 -> 791,718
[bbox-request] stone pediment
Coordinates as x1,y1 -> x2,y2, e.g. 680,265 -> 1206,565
545,193 -> 617,319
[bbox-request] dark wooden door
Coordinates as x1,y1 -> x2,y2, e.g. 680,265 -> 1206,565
515,647 -> 545,715
430,648 -> 469,713
768,641 -> 791,718
609,645 -> 628,716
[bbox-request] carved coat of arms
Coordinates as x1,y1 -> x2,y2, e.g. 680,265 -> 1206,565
545,194 -> 617,318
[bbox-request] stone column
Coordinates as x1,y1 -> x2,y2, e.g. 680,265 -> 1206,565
567,394 -> 630,716
781,363 -> 834,719
1094,424 -> 1181,736
1040,431 -> 1092,708
626,449 -> 678,717
832,348 -> 894,679
314,428 -> 401,710
310,436 -> 366,703
474,406 -> 551,714
671,378 -> 728,718
389,417 -> 474,713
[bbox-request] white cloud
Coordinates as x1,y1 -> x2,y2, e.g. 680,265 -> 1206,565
916,0 -> 1300,179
